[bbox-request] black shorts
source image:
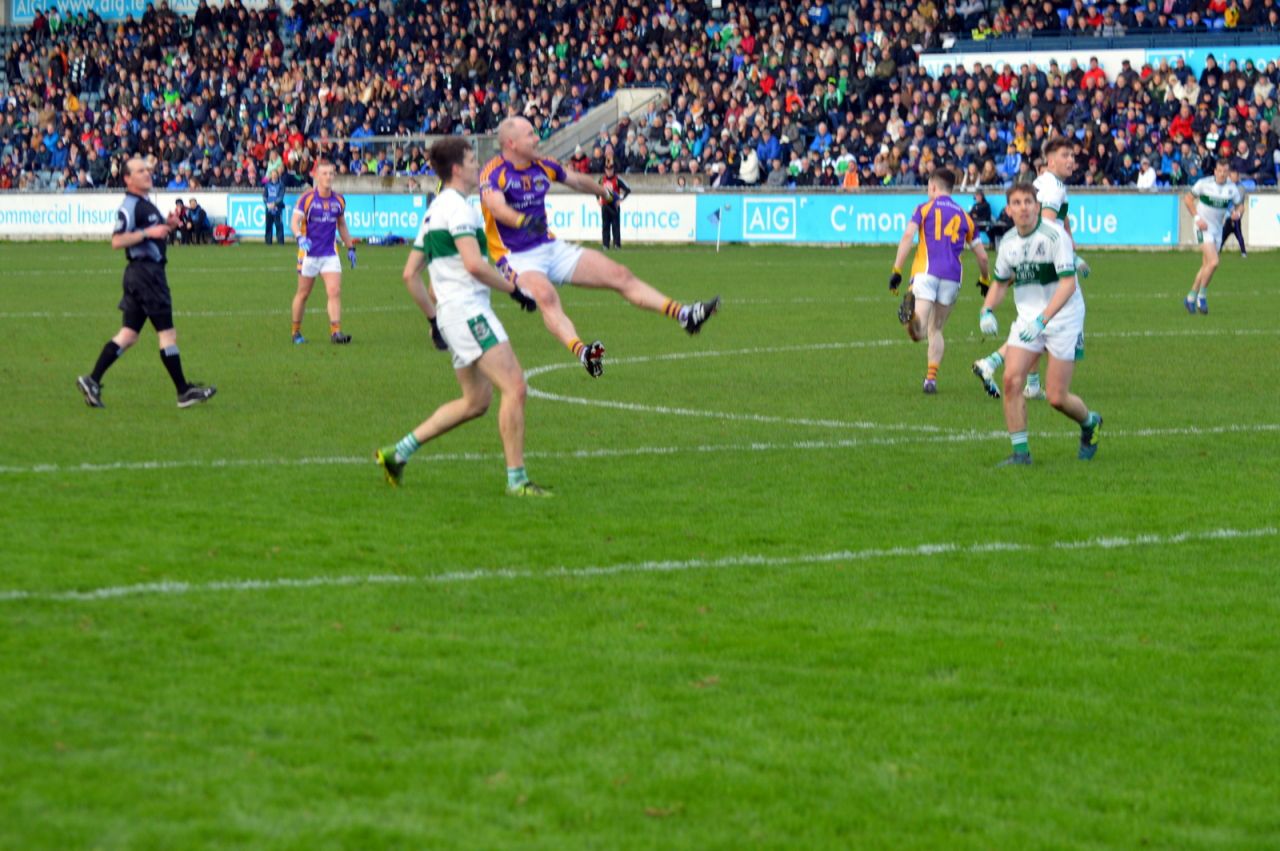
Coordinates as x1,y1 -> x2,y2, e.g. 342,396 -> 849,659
119,262 -> 174,332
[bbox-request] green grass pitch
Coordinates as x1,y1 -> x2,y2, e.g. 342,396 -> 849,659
1,240 -> 1277,849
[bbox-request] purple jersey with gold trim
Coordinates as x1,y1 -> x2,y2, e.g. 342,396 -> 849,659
909,195 -> 974,283
295,189 -> 345,258
480,155 -> 566,258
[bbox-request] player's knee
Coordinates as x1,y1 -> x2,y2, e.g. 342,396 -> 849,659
506,378 -> 528,407
1002,371 -> 1023,396
1046,387 -> 1070,409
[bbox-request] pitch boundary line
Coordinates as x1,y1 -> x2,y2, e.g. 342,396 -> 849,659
0,526 -> 1272,604
1,423 -> 1276,477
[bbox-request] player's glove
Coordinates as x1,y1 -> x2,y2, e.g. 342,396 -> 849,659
515,213 -> 548,237
889,268 -> 903,294
296,236 -> 312,254
976,275 -> 991,297
1073,254 -> 1090,280
1019,313 -> 1047,343
979,308 -> 999,336
509,285 -> 538,312
347,245 -> 358,269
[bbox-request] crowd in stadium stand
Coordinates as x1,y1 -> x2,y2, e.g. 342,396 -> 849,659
1,0 -> 1278,193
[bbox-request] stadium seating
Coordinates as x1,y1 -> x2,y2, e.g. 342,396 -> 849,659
1,0 -> 1278,193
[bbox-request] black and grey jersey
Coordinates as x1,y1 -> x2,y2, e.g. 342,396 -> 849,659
115,192 -> 167,264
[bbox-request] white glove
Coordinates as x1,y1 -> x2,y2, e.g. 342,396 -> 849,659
979,308 -> 999,336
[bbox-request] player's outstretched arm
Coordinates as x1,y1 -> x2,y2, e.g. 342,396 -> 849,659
480,185 -> 545,236
561,169 -> 613,200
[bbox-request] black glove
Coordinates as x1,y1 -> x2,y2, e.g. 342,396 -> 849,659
516,213 -> 548,237
889,270 -> 903,293
509,285 -> 538,312
975,276 -> 991,297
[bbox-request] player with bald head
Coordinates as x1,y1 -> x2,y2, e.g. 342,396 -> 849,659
480,117 -> 719,377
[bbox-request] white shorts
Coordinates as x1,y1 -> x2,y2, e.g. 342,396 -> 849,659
299,255 -> 342,277
1007,305 -> 1086,362
1195,223 -> 1223,250
438,305 -> 509,370
910,274 -> 961,306
504,240 -> 585,286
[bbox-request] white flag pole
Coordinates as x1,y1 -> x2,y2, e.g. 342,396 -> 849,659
716,205 -> 724,253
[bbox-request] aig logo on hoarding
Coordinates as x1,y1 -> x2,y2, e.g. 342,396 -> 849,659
743,198 -> 796,240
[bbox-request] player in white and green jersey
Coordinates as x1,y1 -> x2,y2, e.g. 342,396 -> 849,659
375,138 -> 549,497
973,137 -> 1086,401
1182,159 -> 1244,315
977,183 -> 1102,466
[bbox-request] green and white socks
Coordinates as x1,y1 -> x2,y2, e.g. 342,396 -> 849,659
1009,430 -> 1030,457
394,433 -> 421,463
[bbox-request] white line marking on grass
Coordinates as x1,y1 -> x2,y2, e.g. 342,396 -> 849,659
524,337 -> 1280,429
1,423 -> 1276,477
1,526 -> 1273,604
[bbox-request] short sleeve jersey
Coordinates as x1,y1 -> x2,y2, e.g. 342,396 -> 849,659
1033,172 -> 1069,221
908,194 -> 975,282
114,192 -> 167,264
1191,177 -> 1243,230
421,188 -> 492,311
295,189 -> 345,257
993,218 -> 1083,317
479,155 -> 566,258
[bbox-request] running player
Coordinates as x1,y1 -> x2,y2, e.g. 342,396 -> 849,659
375,138 -> 547,496
76,157 -> 216,409
1184,159 -> 1245,315
978,183 -> 1101,466
889,167 -> 991,394
290,160 -> 358,344
972,137 -> 1087,400
480,116 -> 719,378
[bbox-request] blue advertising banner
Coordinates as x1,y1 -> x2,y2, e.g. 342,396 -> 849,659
694,192 -> 1176,247
13,0 -> 285,23
225,193 -> 427,241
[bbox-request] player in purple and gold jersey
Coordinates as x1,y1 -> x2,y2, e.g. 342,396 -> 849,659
479,117 -> 719,378
889,167 -> 991,394
290,160 -> 358,345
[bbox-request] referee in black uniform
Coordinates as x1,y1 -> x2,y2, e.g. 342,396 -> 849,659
77,158 -> 216,409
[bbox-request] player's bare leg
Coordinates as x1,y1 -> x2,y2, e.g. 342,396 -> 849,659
519,269 -> 605,377
1043,356 -> 1089,423
996,346 -> 1035,465
1045,354 -> 1103,459
321,270 -> 349,342
291,275 -> 316,342
473,342 -> 528,471
922,300 -> 952,393
1188,241 -> 1218,314
571,248 -> 719,334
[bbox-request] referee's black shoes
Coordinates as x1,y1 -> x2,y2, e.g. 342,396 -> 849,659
178,383 -> 217,408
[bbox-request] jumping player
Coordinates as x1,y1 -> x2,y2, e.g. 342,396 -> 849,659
480,116 -> 719,377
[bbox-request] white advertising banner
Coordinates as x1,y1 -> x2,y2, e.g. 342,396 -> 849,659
543,194 -> 697,243
1245,195 -> 1280,248
0,192 -> 228,238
